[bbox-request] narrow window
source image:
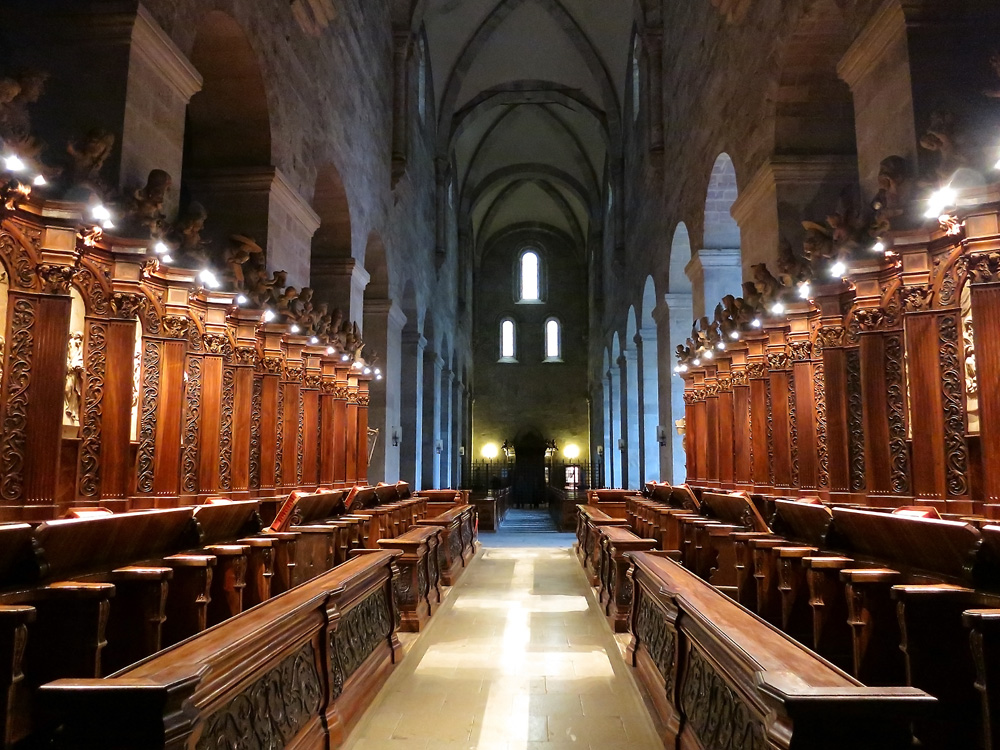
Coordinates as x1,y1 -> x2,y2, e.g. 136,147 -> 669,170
632,41 -> 641,123
520,251 -> 540,302
500,319 -> 516,361
545,318 -> 561,361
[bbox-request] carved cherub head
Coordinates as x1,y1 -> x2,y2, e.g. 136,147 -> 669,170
14,70 -> 47,104
0,78 -> 19,106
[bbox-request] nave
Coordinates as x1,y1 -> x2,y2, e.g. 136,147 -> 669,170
343,543 -> 662,750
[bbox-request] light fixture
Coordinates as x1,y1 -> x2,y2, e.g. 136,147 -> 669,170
32,174 -> 46,186
262,309 -> 276,323
617,438 -> 626,451
363,367 -> 371,375
751,318 -> 762,328
872,241 -> 886,254
376,374 -> 383,380
153,241 -> 169,255
3,155 -> 25,172
374,368 -> 381,375
692,358 -> 701,366
798,282 -> 811,300
435,439 -> 443,455
198,269 -> 220,289
704,349 -> 714,360
564,444 -> 580,460
352,361 -> 362,369
236,294 -> 248,305
656,426 -> 668,447
326,346 -> 335,355
91,204 -> 111,222
730,331 -> 740,340
341,354 -> 350,362
161,254 -> 174,264
673,365 -> 682,374
102,219 -> 115,230
679,364 -> 688,373
308,336 -> 318,344
771,302 -> 785,315
924,185 -> 957,219
829,262 -> 846,278
290,324 -> 301,334
392,429 -> 400,447
482,443 -> 499,460
716,341 -> 726,351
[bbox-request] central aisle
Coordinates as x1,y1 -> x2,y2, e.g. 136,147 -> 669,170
344,547 -> 662,750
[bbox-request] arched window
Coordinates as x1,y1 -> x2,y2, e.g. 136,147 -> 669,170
545,318 -> 561,361
519,250 -> 540,302
500,318 -> 517,361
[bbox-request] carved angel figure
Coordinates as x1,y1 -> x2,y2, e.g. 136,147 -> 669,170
124,169 -> 172,239
65,128 -> 115,192
870,156 -> 911,235
919,110 -> 969,186
169,202 -> 211,265
987,52 -> 1000,98
0,69 -> 48,164
775,238 -> 810,288
64,331 -> 85,427
750,263 -> 782,306
224,234 -> 262,291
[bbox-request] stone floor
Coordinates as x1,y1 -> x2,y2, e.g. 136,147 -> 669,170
343,545 -> 663,750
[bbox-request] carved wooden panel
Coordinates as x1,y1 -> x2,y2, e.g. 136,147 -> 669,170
219,366 -> 235,492
329,588 -> 393,699
77,320 -> 107,499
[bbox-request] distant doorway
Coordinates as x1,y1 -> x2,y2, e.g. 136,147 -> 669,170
512,431 -> 546,507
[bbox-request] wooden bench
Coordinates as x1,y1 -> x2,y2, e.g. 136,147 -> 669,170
626,551 -> 934,749
40,550 -> 404,750
595,526 -> 656,631
376,526 -> 444,631
416,505 -> 477,586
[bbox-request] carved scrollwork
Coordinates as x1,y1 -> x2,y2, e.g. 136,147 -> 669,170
275,385 -> 285,487
789,372 -> 799,487
261,356 -> 284,375
717,377 -> 732,392
219,366 -> 235,491
0,298 -> 34,501
789,341 -> 813,362
767,352 -> 790,370
846,349 -> 866,492
110,292 -> 143,319
747,363 -> 767,380
939,315 -> 970,497
321,381 -> 339,395
884,334 -> 911,496
816,325 -> 846,350
284,365 -> 304,382
634,593 -> 676,691
0,230 -> 38,290
815,363 -> 829,489
679,648 -> 766,750
901,286 -> 934,313
195,643 -> 322,750
969,252 -> 1000,284
162,315 -> 190,340
249,376 -> 262,489
303,374 -> 322,389
329,588 -> 393,700
77,321 -> 107,498
233,346 -> 257,366
136,340 -> 160,494
765,381 -> 774,486
296,390 -> 304,486
705,384 -> 720,398
938,256 -> 968,307
72,263 -> 111,315
203,333 -> 231,357
38,264 -> 75,295
181,357 -> 202,494
854,308 -> 885,333
731,370 -> 748,387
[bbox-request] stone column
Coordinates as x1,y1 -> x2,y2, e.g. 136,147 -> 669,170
400,331 -> 426,488
658,293 -> 693,483
363,299 -> 406,483
685,249 -> 742,321
312,258 -> 371,326
422,353 -> 444,489
452,380 -> 466,489
622,349 -> 640,490
610,364 -> 623,488
638,325 -> 661,483
440,369 -> 455,488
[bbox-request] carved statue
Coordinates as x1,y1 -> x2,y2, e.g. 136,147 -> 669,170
919,110 -> 968,185
65,128 -> 115,197
986,52 -> 1000,98
344,321 -> 365,360
124,169 -> 172,239
289,286 -> 314,322
276,286 -> 299,315
801,221 -> 834,266
224,234 -> 262,291
64,331 -> 85,427
0,69 -> 48,165
265,270 -> 288,307
169,202 -> 210,265
750,263 -> 782,306
329,309 -> 346,347
243,252 -> 269,304
870,156 -> 911,235
310,301 -> 330,336
741,281 -> 763,315
826,188 -> 868,258
775,238 -> 810,288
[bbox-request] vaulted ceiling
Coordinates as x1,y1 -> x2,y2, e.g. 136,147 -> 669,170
423,0 -> 633,260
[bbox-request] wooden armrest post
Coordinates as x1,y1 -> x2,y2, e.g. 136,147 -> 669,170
775,547 -> 818,643
750,538 -> 790,626
160,555 -> 216,647
204,545 -> 249,626
103,567 -> 173,674
892,585 -> 993,748
704,524 -> 742,596
964,609 -> 1000,750
841,568 -> 904,686
258,531 -> 297,595
237,538 -> 274,608
24,583 -> 115,686
803,556 -> 854,670
730,532 -> 771,610
0,606 -> 35,748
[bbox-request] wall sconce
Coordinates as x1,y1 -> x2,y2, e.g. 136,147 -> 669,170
618,438 -> 626,451
656,425 -> 668,447
596,445 -> 604,456
391,428 -> 399,447
458,446 -> 465,457
435,439 -> 443,455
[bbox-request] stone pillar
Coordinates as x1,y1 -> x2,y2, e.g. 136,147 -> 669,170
185,169 -> 321,289
659,293 -> 693,483
440,369 -> 455,488
731,157 -> 858,275
685,249 -> 742,323
422,353 -> 444,489
312,259 -> 371,326
400,331 -> 426,488
642,27 -> 664,155
363,299 -> 406,484
610,363 -> 623,488
452,380 -> 466,489
638,325 -> 661,484
622,349 -> 640,490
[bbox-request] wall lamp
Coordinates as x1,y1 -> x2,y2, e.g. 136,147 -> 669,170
391,428 -> 399,447
435,439 -> 443,455
618,438 -> 626,451
656,425 -> 668,447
